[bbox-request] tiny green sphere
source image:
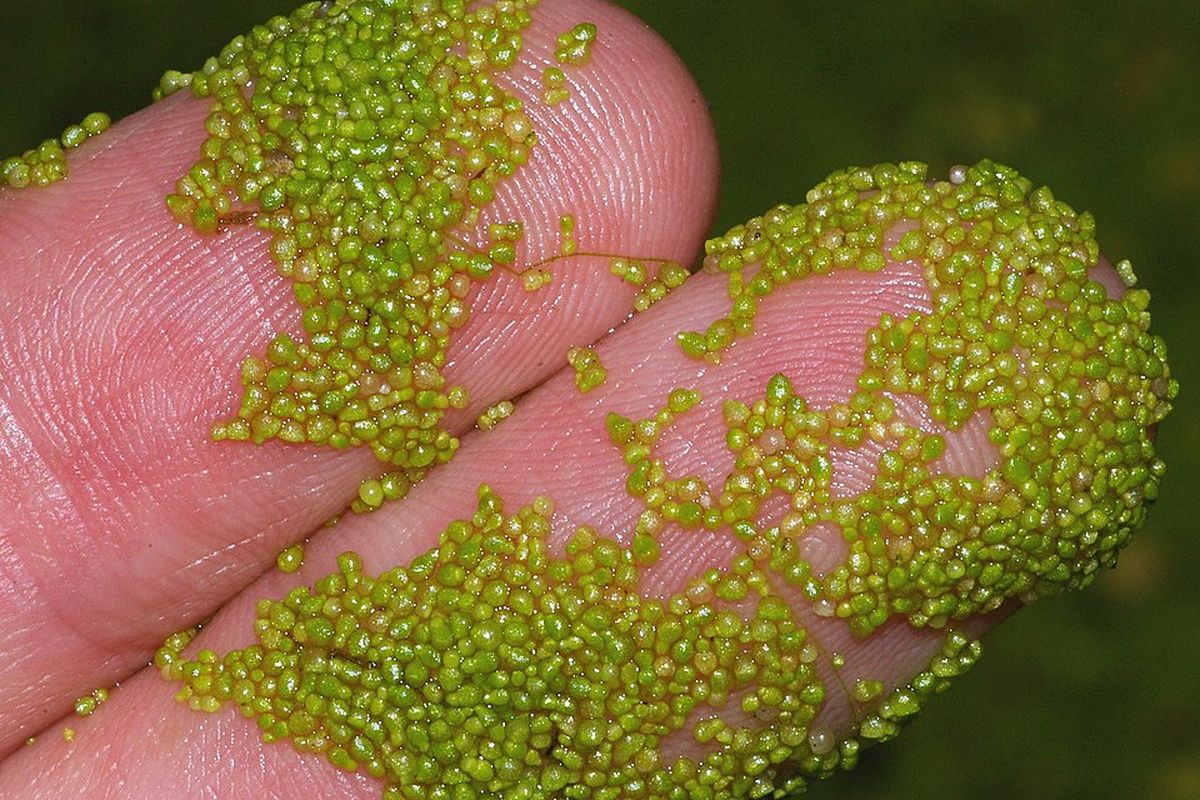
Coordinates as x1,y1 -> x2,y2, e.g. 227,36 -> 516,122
276,543 -> 305,574
358,479 -> 385,509
81,111 -> 111,135
60,125 -> 88,150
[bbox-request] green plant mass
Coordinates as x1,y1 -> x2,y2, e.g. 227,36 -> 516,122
155,9 -> 1176,788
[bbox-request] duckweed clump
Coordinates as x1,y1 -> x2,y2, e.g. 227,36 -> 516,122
560,213 -> 578,257
1,111 -> 110,189
664,159 -> 1176,635
555,23 -> 598,66
352,470 -> 421,512
825,630 -> 982,769
567,346 -> 607,393
163,155 -> 1173,797
160,487 -> 830,800
158,0 -> 558,487
542,66 -> 569,105
151,0 -> 1175,790
631,260 -> 691,313
277,543 -> 306,573
606,255 -> 693,313
476,399 -> 515,431
72,686 -> 110,718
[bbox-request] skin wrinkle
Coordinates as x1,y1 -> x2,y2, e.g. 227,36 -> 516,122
73,251 -> 286,492
514,81 -> 641,248
157,698 -> 337,800
37,104 -> 174,210
201,454 -> 325,530
173,538 -> 272,602
194,449 -> 346,526
32,391 -> 148,541
576,27 -> 668,221
178,461 -> 335,567
14,247 -> 236,510
0,217 -> 63,284
2,532 -> 135,748
1,290 -> 66,397
70,138 -> 157,223
448,268 -> 607,400
627,102 -> 668,215
59,265 -> 126,381
203,223 -> 287,344
93,162 -> 139,208
608,110 -> 657,224
0,387 -> 97,598
77,205 -> 231,407
135,477 -> 346,631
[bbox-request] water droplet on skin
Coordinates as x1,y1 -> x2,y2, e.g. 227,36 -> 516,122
808,728 -> 835,755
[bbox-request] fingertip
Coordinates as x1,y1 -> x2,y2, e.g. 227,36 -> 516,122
444,0 -> 719,413
493,0 -> 719,258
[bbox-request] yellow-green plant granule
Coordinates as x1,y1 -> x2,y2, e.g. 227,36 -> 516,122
606,253 -> 692,312
542,66 -> 569,105
609,257 -> 648,286
476,399 -> 515,431
632,260 -> 690,313
555,22 -> 598,66
72,686 -> 110,717
158,0 -> 577,494
277,543 -> 306,573
164,159 -> 1173,798
521,266 -> 554,291
351,470 -> 422,513
567,345 -> 607,393
560,213 -> 578,257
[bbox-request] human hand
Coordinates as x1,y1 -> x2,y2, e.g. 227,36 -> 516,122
0,1 -> 1173,798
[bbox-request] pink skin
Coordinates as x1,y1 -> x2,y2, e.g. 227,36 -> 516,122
0,0 -> 1132,796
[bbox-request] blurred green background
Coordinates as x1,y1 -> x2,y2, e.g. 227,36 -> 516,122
1,2 -> 1195,798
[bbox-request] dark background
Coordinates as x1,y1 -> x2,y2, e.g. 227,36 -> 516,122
1,2 -> 1196,798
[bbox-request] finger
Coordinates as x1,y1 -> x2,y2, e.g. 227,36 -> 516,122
0,0 -> 717,751
4,163 -> 1171,797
